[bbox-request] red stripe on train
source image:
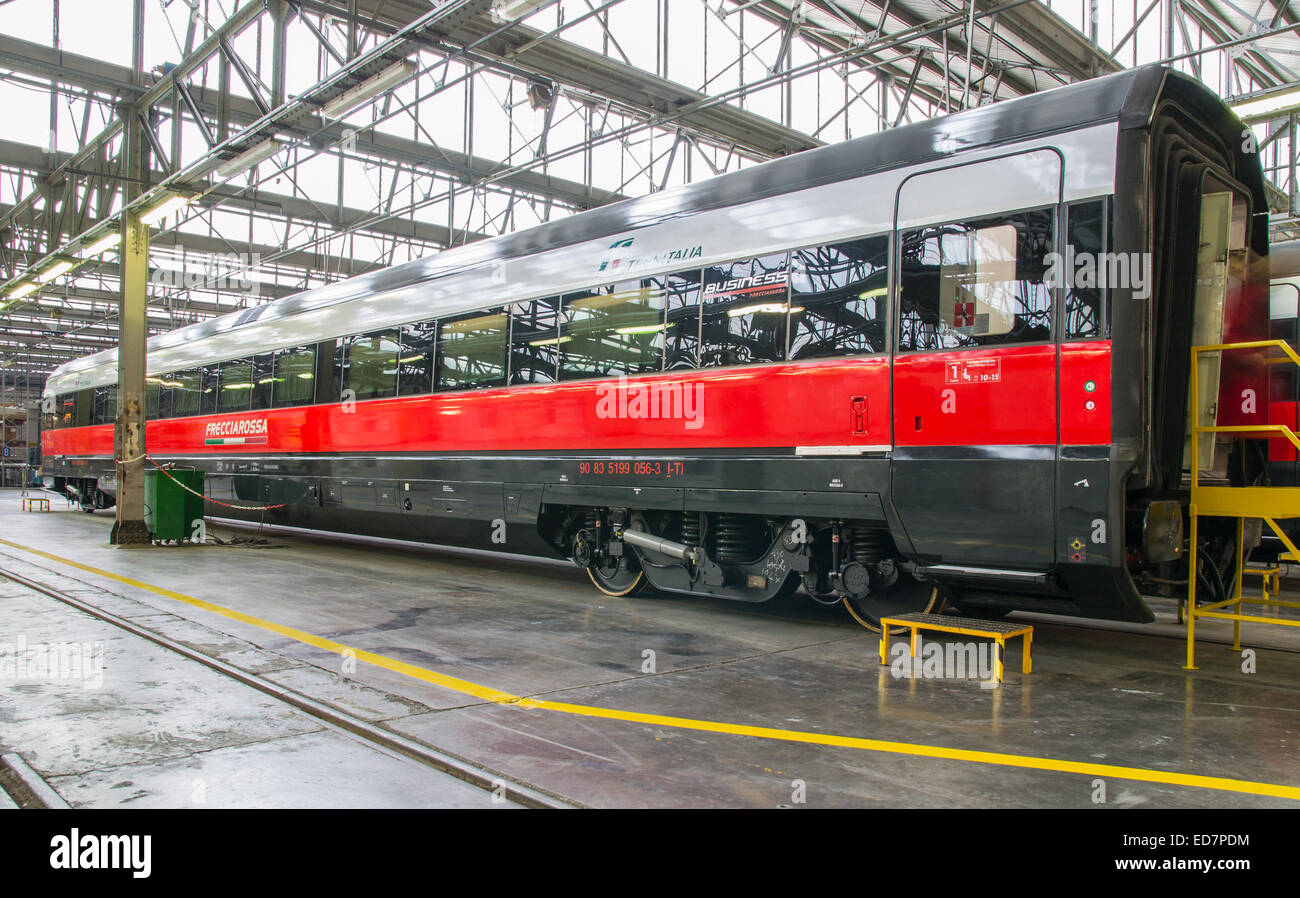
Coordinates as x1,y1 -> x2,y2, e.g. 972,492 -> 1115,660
42,348 -> 1116,458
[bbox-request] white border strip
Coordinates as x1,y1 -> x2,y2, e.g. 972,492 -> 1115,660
795,445 -> 892,456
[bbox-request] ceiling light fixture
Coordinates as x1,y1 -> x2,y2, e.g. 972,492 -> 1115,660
490,0 -> 550,23
78,232 -> 121,258
1231,85 -> 1300,121
35,260 -> 76,283
321,60 -> 416,119
139,194 -> 193,227
214,138 -> 284,181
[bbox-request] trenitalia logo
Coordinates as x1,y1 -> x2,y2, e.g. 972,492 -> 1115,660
204,418 -> 269,446
597,237 -> 703,274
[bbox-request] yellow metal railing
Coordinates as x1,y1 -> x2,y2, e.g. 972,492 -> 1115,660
1185,339 -> 1300,669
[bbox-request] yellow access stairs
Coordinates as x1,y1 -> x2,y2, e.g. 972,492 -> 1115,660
1184,339 -> 1300,669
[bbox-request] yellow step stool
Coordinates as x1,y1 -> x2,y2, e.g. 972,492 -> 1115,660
879,612 -> 1033,685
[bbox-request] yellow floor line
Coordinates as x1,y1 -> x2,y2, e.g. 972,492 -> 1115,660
3,535 -> 1298,802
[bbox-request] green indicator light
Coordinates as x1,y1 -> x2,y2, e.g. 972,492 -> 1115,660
1084,380 -> 1097,393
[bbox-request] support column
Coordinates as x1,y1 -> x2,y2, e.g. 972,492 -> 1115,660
111,112 -> 150,545
1290,112 -> 1297,220
270,0 -> 291,109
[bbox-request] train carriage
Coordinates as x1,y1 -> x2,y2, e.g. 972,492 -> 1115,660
40,65 -> 1272,628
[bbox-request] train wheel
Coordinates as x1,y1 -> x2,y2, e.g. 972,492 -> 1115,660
842,575 -> 942,632
1193,547 -> 1228,607
587,553 -> 648,597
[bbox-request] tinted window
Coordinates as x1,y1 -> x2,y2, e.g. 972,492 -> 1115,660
341,330 -> 399,401
199,364 -> 220,415
665,269 -> 703,369
74,389 -> 92,426
146,380 -> 160,420
509,298 -> 561,384
173,369 -> 203,417
398,322 -> 436,395
789,237 -> 889,359
700,252 -> 790,367
559,279 -> 668,380
218,360 -> 254,412
272,346 -> 316,407
1064,199 -> 1107,339
436,309 -> 508,391
155,374 -> 178,419
898,209 -> 1054,351
93,386 -> 116,426
251,354 -> 273,410
57,393 -> 75,428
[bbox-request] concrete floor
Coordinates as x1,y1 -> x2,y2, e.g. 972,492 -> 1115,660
1,488 -> 1297,808
0,550 -> 516,808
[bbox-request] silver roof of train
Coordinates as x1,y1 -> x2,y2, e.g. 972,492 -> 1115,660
46,66 -> 1193,398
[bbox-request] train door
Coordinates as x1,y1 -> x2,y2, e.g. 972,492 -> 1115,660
890,151 -> 1062,569
1183,179 -> 1268,478
1185,190 -> 1235,477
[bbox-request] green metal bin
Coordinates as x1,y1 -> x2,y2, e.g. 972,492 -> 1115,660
144,467 -> 206,543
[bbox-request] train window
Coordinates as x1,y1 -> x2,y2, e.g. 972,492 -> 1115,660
171,369 -> 203,417
250,354 -> 273,410
146,379 -> 160,420
330,340 -> 347,402
700,253 -> 791,367
58,393 -> 75,428
559,279 -> 669,380
436,309 -> 508,391
218,360 -> 254,412
92,386 -> 116,426
398,322 -> 436,395
665,269 -> 703,369
340,330 -> 400,401
272,346 -> 317,408
73,388 -> 93,427
789,236 -> 889,359
154,374 -> 179,419
1064,199 -> 1108,340
198,364 -> 220,415
314,340 -> 335,403
898,208 -> 1054,351
1274,283 -> 1300,320
510,297 -> 561,384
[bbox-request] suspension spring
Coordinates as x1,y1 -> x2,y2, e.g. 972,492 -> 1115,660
710,513 -> 765,564
681,511 -> 702,547
848,523 -> 891,565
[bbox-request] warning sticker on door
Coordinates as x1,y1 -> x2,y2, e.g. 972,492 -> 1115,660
944,358 -> 1001,385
